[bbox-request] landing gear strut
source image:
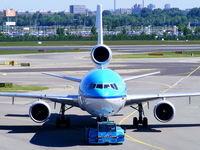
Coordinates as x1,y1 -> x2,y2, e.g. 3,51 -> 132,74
56,104 -> 73,128
97,116 -> 109,122
131,103 -> 148,128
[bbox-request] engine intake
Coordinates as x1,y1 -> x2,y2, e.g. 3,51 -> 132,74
29,101 -> 51,123
154,101 -> 175,123
91,45 -> 112,66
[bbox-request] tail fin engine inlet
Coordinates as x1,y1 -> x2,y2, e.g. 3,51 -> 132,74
91,45 -> 112,67
90,4 -> 112,67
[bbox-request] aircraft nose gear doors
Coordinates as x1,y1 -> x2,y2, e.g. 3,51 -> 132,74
131,103 -> 148,128
56,104 -> 73,128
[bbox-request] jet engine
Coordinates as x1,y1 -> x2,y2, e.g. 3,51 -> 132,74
90,45 -> 112,66
29,101 -> 51,123
153,101 -> 175,123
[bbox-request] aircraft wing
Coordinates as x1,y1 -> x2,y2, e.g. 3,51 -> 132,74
0,92 -> 80,107
123,71 -> 160,82
125,92 -> 200,106
43,72 -> 81,82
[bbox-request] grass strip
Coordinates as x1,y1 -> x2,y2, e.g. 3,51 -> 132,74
0,40 -> 200,47
113,51 -> 200,58
0,49 -> 88,55
0,84 -> 48,92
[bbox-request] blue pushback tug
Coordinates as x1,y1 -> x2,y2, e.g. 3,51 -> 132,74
85,121 -> 125,144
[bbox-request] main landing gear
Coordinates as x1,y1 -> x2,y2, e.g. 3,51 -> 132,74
56,104 -> 73,128
131,103 -> 148,128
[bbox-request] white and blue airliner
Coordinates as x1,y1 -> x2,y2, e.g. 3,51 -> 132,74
1,5 -> 200,128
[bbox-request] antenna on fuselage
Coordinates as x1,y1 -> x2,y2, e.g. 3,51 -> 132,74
96,4 -> 103,45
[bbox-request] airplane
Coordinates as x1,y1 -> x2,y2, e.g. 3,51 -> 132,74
1,4 -> 200,128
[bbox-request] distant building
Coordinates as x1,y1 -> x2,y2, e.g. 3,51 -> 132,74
16,10 -> 25,14
147,4 -> 156,9
69,5 -> 87,14
47,10 -> 60,14
37,10 -> 47,14
115,8 -> 132,14
4,9 -> 16,17
164,4 -> 171,9
132,4 -> 142,14
185,9 -> 191,12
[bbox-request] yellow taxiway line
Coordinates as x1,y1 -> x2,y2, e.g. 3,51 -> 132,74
0,116 -> 31,122
118,65 -> 200,150
125,134 -> 166,150
161,65 -> 200,93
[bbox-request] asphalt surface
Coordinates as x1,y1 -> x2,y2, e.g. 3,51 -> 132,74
0,62 -> 199,76
1,45 -> 200,53
0,48 -> 200,150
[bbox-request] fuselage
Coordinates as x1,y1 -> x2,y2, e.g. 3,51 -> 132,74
78,68 -> 127,117
77,5 -> 127,118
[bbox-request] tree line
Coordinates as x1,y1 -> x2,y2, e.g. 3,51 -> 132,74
0,7 -> 200,41
1,28 -> 200,41
0,7 -> 200,27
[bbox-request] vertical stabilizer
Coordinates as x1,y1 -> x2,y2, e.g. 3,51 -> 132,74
91,5 -> 112,67
96,4 -> 103,45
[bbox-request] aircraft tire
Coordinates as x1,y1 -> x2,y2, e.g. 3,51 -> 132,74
143,117 -> 148,128
133,117 -> 138,128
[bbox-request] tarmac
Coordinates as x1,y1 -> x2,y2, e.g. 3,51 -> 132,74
0,49 -> 200,150
1,45 -> 200,52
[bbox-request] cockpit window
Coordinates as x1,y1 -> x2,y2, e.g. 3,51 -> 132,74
110,84 -> 115,89
113,83 -> 118,90
89,83 -> 118,90
110,83 -> 118,90
96,84 -> 103,89
89,84 -> 96,89
104,84 -> 110,89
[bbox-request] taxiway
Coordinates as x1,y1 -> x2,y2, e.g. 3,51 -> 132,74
0,49 -> 200,150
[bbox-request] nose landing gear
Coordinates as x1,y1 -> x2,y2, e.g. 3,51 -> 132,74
97,116 -> 109,122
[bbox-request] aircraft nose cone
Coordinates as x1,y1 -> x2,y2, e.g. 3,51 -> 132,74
93,89 -> 110,98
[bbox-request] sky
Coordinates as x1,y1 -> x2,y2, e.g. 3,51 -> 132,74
0,0 -> 199,11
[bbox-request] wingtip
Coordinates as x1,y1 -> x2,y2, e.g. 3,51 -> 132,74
42,72 -> 49,75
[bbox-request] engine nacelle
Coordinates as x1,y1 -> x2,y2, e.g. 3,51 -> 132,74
90,45 -> 112,66
154,101 -> 175,123
29,101 -> 51,123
